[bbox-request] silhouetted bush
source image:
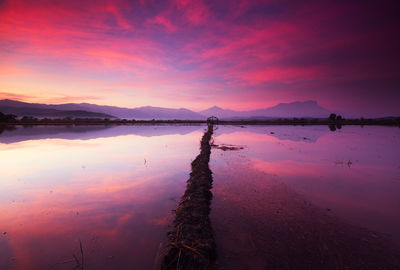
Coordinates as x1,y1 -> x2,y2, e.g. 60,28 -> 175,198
0,112 -> 17,123
21,116 -> 38,123
329,113 -> 336,121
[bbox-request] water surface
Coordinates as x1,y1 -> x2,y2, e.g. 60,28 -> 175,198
0,125 -> 204,270
1,124 -> 399,269
210,125 -> 400,269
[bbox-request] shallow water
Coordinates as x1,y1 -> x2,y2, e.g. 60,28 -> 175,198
210,125 -> 400,269
1,124 -> 399,269
0,125 -> 204,270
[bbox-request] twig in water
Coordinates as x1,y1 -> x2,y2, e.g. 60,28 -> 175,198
176,249 -> 181,270
72,239 -> 85,270
79,239 -> 84,270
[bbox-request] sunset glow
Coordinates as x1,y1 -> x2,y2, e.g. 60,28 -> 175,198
1,3 -> 399,266
1,0 -> 399,116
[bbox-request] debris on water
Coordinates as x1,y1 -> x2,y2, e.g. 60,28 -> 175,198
218,145 -> 243,151
347,160 -> 353,168
3,231 -> 7,235
270,132 -> 275,134
334,160 -> 345,166
326,208 -> 332,211
212,144 -> 244,151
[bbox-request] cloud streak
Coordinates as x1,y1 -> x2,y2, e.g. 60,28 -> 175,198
0,0 -> 399,116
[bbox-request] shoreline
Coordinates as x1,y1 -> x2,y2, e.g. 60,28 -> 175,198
0,118 -> 399,127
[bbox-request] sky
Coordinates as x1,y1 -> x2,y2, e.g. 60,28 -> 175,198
0,0 -> 399,117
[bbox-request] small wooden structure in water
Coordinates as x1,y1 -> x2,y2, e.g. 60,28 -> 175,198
207,116 -> 219,124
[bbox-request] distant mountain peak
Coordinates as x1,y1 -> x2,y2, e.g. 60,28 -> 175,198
199,100 -> 332,119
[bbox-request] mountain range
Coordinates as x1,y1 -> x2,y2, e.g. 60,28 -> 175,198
0,99 -> 333,120
199,100 -> 331,119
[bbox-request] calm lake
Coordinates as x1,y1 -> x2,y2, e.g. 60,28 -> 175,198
1,125 -> 399,269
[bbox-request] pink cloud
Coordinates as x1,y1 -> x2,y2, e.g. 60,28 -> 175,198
147,15 -> 177,32
174,0 -> 209,24
0,92 -> 34,101
0,0 -> 398,115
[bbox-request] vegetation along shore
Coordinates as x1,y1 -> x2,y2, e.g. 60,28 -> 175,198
1,112 -> 399,127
